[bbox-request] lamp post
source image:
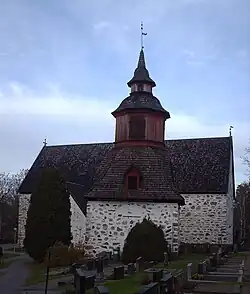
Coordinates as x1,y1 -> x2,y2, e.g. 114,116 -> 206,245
44,248 -> 51,294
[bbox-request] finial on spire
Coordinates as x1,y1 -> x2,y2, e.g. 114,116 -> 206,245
229,126 -> 234,136
43,138 -> 47,147
141,21 -> 147,50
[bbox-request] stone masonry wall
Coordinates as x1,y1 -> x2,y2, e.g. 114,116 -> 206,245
180,194 -> 230,244
70,196 -> 86,245
86,201 -> 179,256
17,194 -> 31,247
17,194 -> 86,247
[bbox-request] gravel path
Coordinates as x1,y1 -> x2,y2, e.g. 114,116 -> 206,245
0,253 -> 32,294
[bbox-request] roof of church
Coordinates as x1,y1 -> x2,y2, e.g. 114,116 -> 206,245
19,136 -> 232,213
83,146 -> 182,203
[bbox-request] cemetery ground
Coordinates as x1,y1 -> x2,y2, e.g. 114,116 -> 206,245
22,253 -> 208,293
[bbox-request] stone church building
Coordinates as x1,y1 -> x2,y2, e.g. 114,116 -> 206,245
18,48 -> 235,256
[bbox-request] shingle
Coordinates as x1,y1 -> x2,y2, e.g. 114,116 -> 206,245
18,137 -> 232,211
112,92 -> 170,118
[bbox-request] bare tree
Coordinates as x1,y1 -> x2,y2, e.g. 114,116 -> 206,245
0,169 -> 28,240
242,139 -> 250,177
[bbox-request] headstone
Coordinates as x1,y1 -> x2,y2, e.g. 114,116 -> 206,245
85,275 -> 95,290
164,251 -> 168,266
113,247 -> 120,261
75,269 -> 86,294
198,262 -> 204,275
137,282 -> 159,294
160,273 -> 174,294
144,268 -> 163,283
86,259 -> 95,271
96,259 -> 104,274
95,285 -> 109,294
187,263 -> 193,280
136,257 -> 144,272
174,269 -> 185,293
127,263 -> 136,275
113,265 -> 124,280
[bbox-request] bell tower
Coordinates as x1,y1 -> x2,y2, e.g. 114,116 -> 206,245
112,25 -> 170,148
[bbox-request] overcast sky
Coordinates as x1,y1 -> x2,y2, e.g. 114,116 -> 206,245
0,0 -> 249,185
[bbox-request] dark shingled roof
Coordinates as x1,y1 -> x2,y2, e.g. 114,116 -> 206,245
84,146 -> 183,203
19,136 -> 232,213
112,92 -> 170,117
127,49 -> 156,87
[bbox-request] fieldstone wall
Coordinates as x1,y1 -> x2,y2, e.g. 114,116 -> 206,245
17,194 -> 31,247
85,201 -> 179,256
70,196 -> 86,245
180,193 -> 230,244
17,194 -> 86,247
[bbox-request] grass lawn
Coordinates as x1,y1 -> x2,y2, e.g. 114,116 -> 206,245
156,253 -> 206,271
102,273 -> 147,294
25,262 -> 71,286
3,252 -> 21,259
0,259 -> 14,269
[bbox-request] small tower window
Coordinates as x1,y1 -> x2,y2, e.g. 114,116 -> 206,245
129,116 -> 145,140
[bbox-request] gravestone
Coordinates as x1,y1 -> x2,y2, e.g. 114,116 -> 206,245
144,268 -> 163,283
85,275 -> 95,290
75,269 -> 86,294
95,285 -> 109,294
113,247 -> 120,261
96,258 -> 104,282
187,263 -> 193,280
127,263 -> 136,275
174,269 -> 185,293
114,265 -> 124,280
136,257 -> 144,272
96,259 -> 104,274
86,259 -> 95,271
160,272 -> 174,294
164,252 -> 168,267
198,261 -> 207,275
137,282 -> 159,294
71,263 -> 82,287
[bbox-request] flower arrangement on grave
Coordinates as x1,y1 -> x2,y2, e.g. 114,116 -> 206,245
192,273 -> 204,280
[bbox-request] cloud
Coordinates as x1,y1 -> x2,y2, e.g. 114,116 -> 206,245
0,83 -> 248,185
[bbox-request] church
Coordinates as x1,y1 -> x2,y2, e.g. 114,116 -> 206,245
18,47 -> 235,256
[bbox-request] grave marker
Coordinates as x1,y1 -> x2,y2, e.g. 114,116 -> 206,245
127,263 -> 136,275
95,285 -> 109,294
137,282 -> 159,294
187,263 -> 193,280
114,265 -> 124,280
75,269 -> 86,294
160,272 -> 174,294
136,257 -> 144,272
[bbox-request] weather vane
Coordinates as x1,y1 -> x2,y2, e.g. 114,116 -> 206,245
229,126 -> 234,136
141,21 -> 147,50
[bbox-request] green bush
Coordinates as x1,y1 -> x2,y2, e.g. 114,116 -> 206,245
122,218 -> 168,264
44,242 -> 85,268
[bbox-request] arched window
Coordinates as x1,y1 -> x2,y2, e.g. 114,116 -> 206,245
129,116 -> 145,140
125,167 -> 143,190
